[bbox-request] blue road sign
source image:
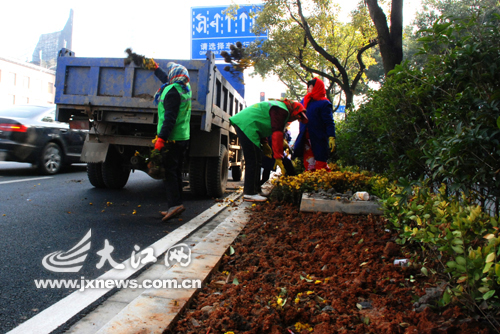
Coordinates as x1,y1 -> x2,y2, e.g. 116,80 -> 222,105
335,106 -> 346,113
191,4 -> 267,60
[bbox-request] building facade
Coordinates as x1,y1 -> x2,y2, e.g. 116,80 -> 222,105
32,9 -> 73,69
0,56 -> 56,107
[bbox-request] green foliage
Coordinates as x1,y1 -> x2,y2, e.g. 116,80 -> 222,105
405,0 -> 500,65
381,182 -> 500,315
248,0 -> 378,106
337,12 -> 500,207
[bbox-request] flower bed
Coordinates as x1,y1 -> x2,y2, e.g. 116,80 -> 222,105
269,165 -> 387,205
167,202 -> 490,333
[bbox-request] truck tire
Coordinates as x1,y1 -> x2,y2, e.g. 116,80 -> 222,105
102,147 -> 131,189
189,157 -> 207,196
87,163 -> 106,188
206,145 -> 228,198
231,165 -> 244,181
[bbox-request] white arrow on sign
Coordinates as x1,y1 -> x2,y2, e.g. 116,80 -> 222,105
225,14 -> 232,33
211,13 -> 221,33
196,13 -> 207,33
239,12 -> 248,32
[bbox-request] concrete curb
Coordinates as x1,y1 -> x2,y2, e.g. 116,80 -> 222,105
83,201 -> 252,334
300,193 -> 383,215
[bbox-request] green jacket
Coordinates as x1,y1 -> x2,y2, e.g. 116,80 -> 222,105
229,101 -> 289,147
157,83 -> 192,141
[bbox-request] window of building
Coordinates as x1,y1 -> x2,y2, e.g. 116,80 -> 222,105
34,79 -> 42,92
9,72 -> 16,86
8,95 -> 15,105
48,82 -> 54,93
23,76 -> 30,89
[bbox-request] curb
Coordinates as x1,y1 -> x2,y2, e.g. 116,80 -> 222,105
71,200 -> 252,334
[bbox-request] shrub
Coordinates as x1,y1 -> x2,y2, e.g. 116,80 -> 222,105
381,181 -> 500,321
337,12 -> 500,210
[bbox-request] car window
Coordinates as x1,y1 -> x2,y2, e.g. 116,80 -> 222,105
40,109 -> 56,123
0,105 -> 54,119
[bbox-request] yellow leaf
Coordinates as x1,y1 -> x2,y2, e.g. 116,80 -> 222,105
486,252 -> 495,263
484,234 -> 495,240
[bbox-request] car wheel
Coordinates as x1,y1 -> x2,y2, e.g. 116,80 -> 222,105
38,142 -> 63,175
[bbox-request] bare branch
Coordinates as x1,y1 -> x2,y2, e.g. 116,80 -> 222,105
350,39 -> 378,91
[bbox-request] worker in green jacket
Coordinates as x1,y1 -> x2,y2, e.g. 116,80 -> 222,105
230,99 -> 308,202
152,61 -> 192,221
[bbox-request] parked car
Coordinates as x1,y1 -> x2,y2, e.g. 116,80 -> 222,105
0,105 -> 87,174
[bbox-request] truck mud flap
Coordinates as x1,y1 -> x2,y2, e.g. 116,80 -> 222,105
81,142 -> 109,163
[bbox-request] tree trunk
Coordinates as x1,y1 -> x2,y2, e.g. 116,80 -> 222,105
365,0 -> 403,75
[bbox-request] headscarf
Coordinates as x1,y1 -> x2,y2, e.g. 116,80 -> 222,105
274,98 -> 308,123
302,77 -> 329,108
154,62 -> 191,105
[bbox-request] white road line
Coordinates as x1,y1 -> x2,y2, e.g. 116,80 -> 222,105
6,190 -> 243,334
0,177 -> 53,185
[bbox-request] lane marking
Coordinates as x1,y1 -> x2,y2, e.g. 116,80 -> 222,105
7,190 -> 243,334
0,177 -> 53,185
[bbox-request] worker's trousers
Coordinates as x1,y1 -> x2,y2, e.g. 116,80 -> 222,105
161,140 -> 188,208
234,125 -> 262,196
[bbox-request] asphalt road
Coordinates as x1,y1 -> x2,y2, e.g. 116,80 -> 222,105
0,162 -> 231,333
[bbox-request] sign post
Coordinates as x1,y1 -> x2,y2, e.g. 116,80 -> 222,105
191,5 -> 267,60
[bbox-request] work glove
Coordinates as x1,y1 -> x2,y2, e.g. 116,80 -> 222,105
262,143 -> 272,158
329,137 -> 336,152
154,137 -> 166,151
273,159 -> 286,175
283,139 -> 290,151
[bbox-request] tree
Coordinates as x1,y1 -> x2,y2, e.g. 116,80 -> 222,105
248,0 -> 378,110
363,0 -> 403,75
405,0 -> 500,65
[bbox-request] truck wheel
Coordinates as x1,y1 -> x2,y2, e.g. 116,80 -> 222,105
189,157 -> 207,196
38,142 -> 63,175
87,163 -> 106,188
206,145 -> 228,198
102,148 -> 130,189
231,165 -> 244,181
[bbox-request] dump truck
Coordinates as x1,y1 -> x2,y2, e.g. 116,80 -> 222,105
54,49 -> 245,197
